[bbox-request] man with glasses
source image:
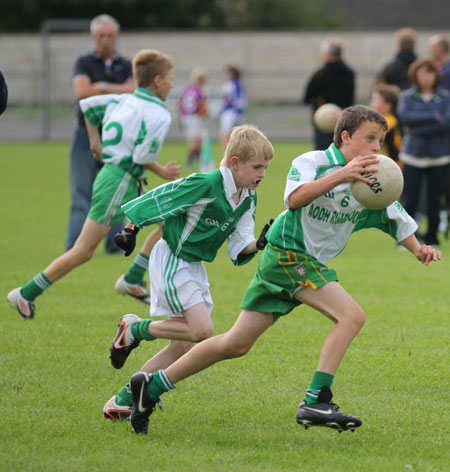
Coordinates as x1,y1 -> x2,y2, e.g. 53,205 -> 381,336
67,14 -> 135,253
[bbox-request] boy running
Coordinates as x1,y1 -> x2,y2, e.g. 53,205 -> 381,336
7,49 -> 181,319
121,105 -> 441,435
103,125 -> 274,421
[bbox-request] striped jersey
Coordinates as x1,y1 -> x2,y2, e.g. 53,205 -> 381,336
267,143 -> 417,263
80,88 -> 171,178
122,167 -> 257,265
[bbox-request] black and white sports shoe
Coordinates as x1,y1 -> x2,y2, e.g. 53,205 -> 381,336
296,386 -> 362,432
130,372 -> 160,435
110,314 -> 141,369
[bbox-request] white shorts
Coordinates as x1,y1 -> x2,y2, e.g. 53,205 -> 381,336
149,239 -> 214,318
220,109 -> 244,134
181,115 -> 205,140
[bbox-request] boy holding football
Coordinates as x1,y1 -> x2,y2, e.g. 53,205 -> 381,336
121,105 -> 441,435
7,49 -> 181,318
103,125 -> 274,420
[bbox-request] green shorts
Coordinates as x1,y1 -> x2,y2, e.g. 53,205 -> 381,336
240,243 -> 338,321
88,164 -> 140,227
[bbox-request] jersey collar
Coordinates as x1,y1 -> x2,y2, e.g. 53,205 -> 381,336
133,88 -> 167,109
325,143 -> 346,166
219,166 -> 249,205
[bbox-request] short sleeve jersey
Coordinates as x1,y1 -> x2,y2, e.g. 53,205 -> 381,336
267,143 -> 417,263
178,84 -> 205,116
80,88 -> 171,178
72,52 -> 132,127
221,79 -> 246,114
122,167 -> 257,265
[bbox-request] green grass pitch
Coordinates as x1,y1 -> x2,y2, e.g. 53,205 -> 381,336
1,141 -> 449,471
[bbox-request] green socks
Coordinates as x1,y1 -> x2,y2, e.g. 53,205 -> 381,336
116,384 -> 133,406
131,319 -> 156,341
115,370 -> 175,407
124,252 -> 149,285
20,272 -> 52,301
305,370 -> 334,405
147,370 -> 175,401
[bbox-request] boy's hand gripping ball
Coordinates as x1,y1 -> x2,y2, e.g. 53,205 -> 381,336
350,155 -> 404,210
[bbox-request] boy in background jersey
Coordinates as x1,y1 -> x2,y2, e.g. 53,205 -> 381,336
103,125 -> 274,421
178,67 -> 208,168
123,105 -> 441,435
7,49 -> 181,319
370,84 -> 402,162
220,64 -> 247,148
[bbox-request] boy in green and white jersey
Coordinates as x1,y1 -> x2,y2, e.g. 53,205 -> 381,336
7,49 -> 181,319
104,125 -> 274,421
122,105 -> 441,435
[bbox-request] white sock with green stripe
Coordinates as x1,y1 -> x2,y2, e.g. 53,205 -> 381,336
21,272 -> 52,301
147,370 -> 175,401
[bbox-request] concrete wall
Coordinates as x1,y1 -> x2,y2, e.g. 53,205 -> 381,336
2,30 -> 448,104
1,30 -> 448,140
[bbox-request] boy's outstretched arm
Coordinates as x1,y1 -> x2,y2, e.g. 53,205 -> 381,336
145,161 -> 182,180
399,234 -> 442,265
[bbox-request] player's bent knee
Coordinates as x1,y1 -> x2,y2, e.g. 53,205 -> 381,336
221,337 -> 253,359
190,325 -> 214,343
349,307 -> 366,332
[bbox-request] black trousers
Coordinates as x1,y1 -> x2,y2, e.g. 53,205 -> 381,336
402,163 -> 449,245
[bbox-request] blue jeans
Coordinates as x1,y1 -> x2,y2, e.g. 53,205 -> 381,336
65,126 -> 124,253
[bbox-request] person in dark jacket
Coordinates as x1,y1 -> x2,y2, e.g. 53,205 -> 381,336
377,28 -> 417,91
303,38 -> 355,150
0,71 -> 8,115
398,58 -> 450,246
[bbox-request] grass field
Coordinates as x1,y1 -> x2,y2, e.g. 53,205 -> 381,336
1,141 -> 449,472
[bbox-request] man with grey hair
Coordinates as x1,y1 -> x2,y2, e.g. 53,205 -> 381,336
66,14 -> 135,253
303,37 -> 355,149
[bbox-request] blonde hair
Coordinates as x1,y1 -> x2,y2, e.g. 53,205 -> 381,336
132,49 -> 174,88
221,125 -> 274,167
190,67 -> 208,84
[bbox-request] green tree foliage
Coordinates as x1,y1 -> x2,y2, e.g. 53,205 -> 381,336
0,0 -> 342,31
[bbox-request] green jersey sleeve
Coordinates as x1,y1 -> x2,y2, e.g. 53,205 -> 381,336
121,173 -> 213,229
79,94 -> 122,127
354,201 -> 417,241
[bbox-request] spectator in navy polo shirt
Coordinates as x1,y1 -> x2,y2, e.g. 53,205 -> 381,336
66,14 -> 135,253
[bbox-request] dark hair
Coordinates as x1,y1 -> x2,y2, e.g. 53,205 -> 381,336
225,65 -> 242,80
374,84 -> 400,111
408,58 -> 441,90
334,105 -> 388,147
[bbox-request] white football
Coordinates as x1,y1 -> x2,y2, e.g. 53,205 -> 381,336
350,155 -> 404,210
313,103 -> 342,133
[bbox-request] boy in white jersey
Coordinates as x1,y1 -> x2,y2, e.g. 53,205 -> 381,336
123,105 -> 441,435
7,49 -> 181,319
103,125 -> 274,421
